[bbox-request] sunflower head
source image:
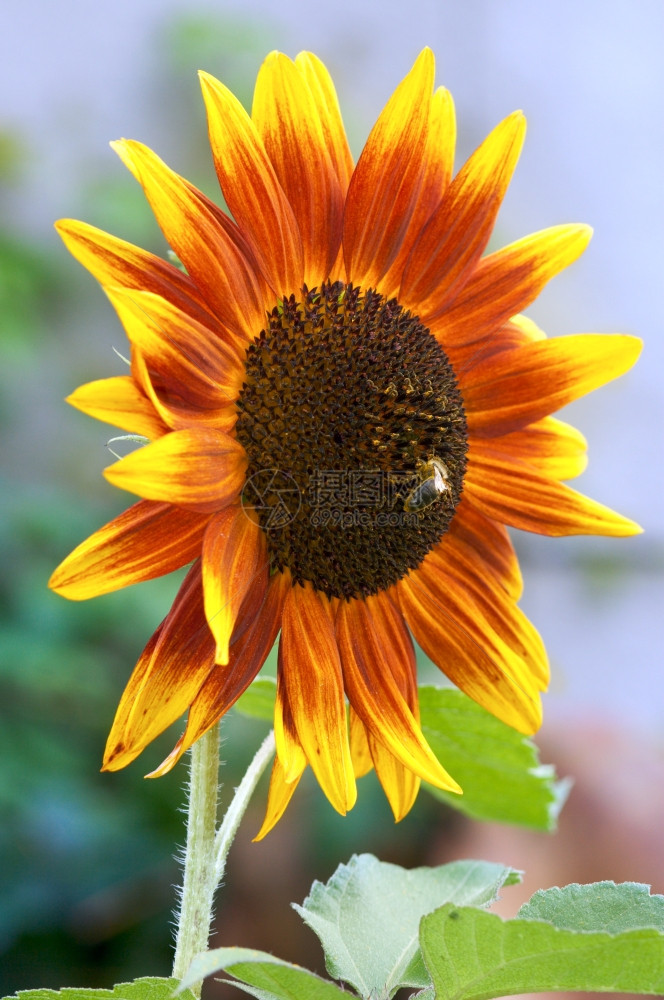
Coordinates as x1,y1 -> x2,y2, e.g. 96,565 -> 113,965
49,48 -> 641,837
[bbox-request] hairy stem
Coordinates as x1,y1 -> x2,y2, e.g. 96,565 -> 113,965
172,726 -> 276,997
172,724 -> 221,995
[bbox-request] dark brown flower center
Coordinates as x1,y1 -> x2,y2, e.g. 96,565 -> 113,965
235,281 -> 468,599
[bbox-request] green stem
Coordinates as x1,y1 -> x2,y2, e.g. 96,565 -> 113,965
172,726 -> 276,997
172,724 -> 221,994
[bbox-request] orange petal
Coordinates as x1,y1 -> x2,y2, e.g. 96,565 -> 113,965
381,86 -> 456,297
149,569 -> 287,778
202,507 -> 267,664
103,427 -> 246,512
252,51 -> 344,285
254,753 -> 305,842
436,225 -> 591,347
111,139 -> 268,343
464,448 -> 642,537
398,566 -> 543,735
445,499 -> 523,600
368,733 -> 421,822
199,71 -> 303,295
400,111 -> 526,315
54,219 -> 217,329
336,594 -> 461,792
342,48 -> 435,290
279,583 -> 356,814
425,542 -> 549,690
66,375 -> 167,440
445,313 -> 546,379
105,286 -> 243,398
349,706 -> 373,779
294,52 -> 354,194
49,500 -> 209,600
476,417 -> 588,481
274,660 -> 308,782
464,333 -> 642,437
103,562 -> 215,770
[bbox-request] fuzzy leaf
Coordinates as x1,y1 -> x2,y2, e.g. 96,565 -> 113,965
421,881 -> 664,1000
178,948 -> 347,1000
3,978 -> 195,1000
419,686 -> 568,830
293,854 -> 520,1000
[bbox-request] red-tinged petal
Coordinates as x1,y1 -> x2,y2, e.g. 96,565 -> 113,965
252,52 -> 344,285
400,111 -> 526,315
349,707 -> 373,779
426,543 -> 549,690
477,417 -> 588,481
104,286 -> 243,409
435,225 -> 591,347
66,375 -> 167,440
103,562 -> 215,770
398,568 -> 543,735
202,507 -> 267,664
149,570 -> 288,778
274,661 -> 308,782
129,345 -> 237,435
294,52 -> 354,194
381,86 -> 456,297
254,753 -> 305,842
49,500 -> 209,600
464,334 -> 642,437
368,733 -> 421,822
54,219 -> 217,329
336,595 -> 461,792
103,427 -> 246,513
465,448 -> 642,537
279,582 -> 356,814
444,498 -> 523,600
444,313 -> 546,381
199,71 -> 303,295
343,48 -> 435,290
111,140 -> 268,343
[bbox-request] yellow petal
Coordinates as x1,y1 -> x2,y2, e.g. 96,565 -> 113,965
436,224 -> 592,346
464,333 -> 642,437
49,500 -> 209,600
337,595 -> 461,792
253,51 -> 344,285
111,139 -> 268,342
279,582 -> 356,814
400,111 -> 526,314
103,427 -> 246,512
66,375 -> 166,440
465,448 -> 642,537
199,70 -> 303,294
343,48 -> 435,289
103,562 -> 215,771
202,507 -> 266,664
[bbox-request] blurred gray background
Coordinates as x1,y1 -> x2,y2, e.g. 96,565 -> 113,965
1,0 -> 662,993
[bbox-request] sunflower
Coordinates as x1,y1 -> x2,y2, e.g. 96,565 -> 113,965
49,49 -> 641,837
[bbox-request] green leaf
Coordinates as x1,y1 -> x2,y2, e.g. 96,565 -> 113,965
419,686 -> 568,830
518,880 -> 664,931
293,853 -> 520,1000
421,882 -> 664,1000
233,677 -> 276,721
3,977 -> 195,1000
177,947 -> 348,1000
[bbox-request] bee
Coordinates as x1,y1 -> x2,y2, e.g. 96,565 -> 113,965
404,457 -> 450,512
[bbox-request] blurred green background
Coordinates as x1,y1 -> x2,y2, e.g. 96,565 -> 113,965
1,2 -> 662,995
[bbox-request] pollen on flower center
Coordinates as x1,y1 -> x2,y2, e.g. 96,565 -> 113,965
235,281 -> 468,599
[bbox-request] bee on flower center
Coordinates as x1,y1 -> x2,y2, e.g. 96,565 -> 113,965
404,457 -> 451,512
